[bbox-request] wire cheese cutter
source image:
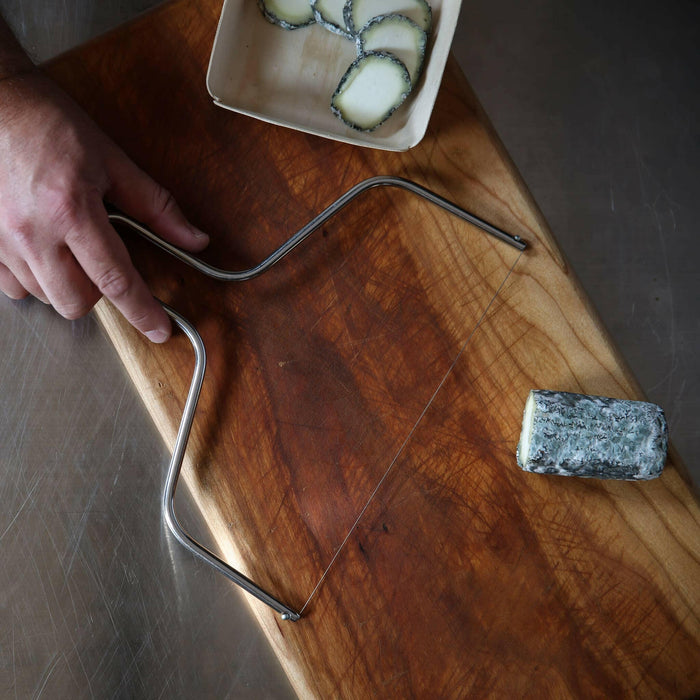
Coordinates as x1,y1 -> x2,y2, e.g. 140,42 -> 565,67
108,175 -> 527,621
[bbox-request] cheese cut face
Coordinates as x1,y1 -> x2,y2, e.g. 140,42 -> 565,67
357,14 -> 428,86
516,390 -> 668,480
258,0 -> 315,28
312,0 -> 352,37
345,0 -> 432,34
258,0 -> 434,131
331,51 -> 412,131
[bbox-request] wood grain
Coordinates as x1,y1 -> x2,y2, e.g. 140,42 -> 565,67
46,1 -> 700,696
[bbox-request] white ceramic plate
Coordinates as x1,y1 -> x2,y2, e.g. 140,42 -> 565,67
206,0 -> 463,151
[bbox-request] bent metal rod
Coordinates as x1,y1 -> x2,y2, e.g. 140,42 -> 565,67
107,175 -> 527,622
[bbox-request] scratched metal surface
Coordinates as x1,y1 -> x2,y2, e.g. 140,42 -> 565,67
0,0 -> 698,698
0,305 -> 297,700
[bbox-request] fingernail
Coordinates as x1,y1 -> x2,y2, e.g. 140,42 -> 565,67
145,328 -> 169,343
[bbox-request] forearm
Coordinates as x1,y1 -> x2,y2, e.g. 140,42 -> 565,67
0,15 -> 35,81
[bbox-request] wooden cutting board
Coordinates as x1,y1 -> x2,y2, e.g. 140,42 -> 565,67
46,1 -> 700,696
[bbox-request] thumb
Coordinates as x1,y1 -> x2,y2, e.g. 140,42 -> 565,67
105,149 -> 209,252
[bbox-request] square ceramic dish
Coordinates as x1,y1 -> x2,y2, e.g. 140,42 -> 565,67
206,0 -> 463,151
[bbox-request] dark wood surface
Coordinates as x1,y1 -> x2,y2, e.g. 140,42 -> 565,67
46,1 -> 700,696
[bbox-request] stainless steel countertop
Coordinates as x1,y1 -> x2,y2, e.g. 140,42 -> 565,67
1,1 -> 698,697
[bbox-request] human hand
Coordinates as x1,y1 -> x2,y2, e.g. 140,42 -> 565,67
0,70 -> 209,342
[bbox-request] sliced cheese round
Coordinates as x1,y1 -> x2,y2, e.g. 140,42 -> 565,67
311,0 -> 353,38
344,0 -> 432,35
258,0 -> 315,29
357,14 -> 427,86
331,51 -> 412,131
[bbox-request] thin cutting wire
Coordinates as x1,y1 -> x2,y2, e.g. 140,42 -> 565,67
108,175 -> 527,621
298,249 -> 523,616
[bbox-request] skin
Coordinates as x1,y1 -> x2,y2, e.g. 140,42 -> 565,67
0,16 -> 209,342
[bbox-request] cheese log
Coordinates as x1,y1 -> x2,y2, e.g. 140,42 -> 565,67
516,390 -> 668,480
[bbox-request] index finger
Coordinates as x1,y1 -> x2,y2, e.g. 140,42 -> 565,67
66,211 -> 171,343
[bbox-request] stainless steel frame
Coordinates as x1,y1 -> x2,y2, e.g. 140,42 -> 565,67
109,176 -> 526,620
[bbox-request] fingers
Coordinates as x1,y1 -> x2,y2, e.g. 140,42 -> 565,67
0,164 -> 195,341
2,212 -> 170,342
0,72 -> 189,342
66,208 -> 172,343
30,245 -> 100,319
0,258 -> 48,303
106,151 -> 209,253
0,262 -> 29,300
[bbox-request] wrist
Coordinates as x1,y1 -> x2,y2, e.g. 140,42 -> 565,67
0,66 -> 47,132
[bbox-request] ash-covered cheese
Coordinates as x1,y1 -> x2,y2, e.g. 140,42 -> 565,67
258,0 -> 315,29
331,52 -> 412,131
516,390 -> 668,480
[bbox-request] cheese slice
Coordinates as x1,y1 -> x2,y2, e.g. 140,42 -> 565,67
331,51 -> 412,131
258,0 -> 315,29
344,0 -> 432,34
358,14 -> 428,86
312,0 -> 353,37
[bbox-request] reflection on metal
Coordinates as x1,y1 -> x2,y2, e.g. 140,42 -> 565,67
108,175 -> 527,620
160,304 -> 300,621
107,175 -> 526,283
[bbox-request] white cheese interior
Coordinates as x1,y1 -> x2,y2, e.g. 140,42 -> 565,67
351,0 -> 432,33
518,391 -> 535,466
361,16 -> 426,84
265,0 -> 314,24
334,55 -> 409,129
315,0 -> 347,29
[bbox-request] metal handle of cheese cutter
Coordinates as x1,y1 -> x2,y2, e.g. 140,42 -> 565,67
107,176 -> 526,284
159,303 -> 300,621
107,175 -> 527,621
